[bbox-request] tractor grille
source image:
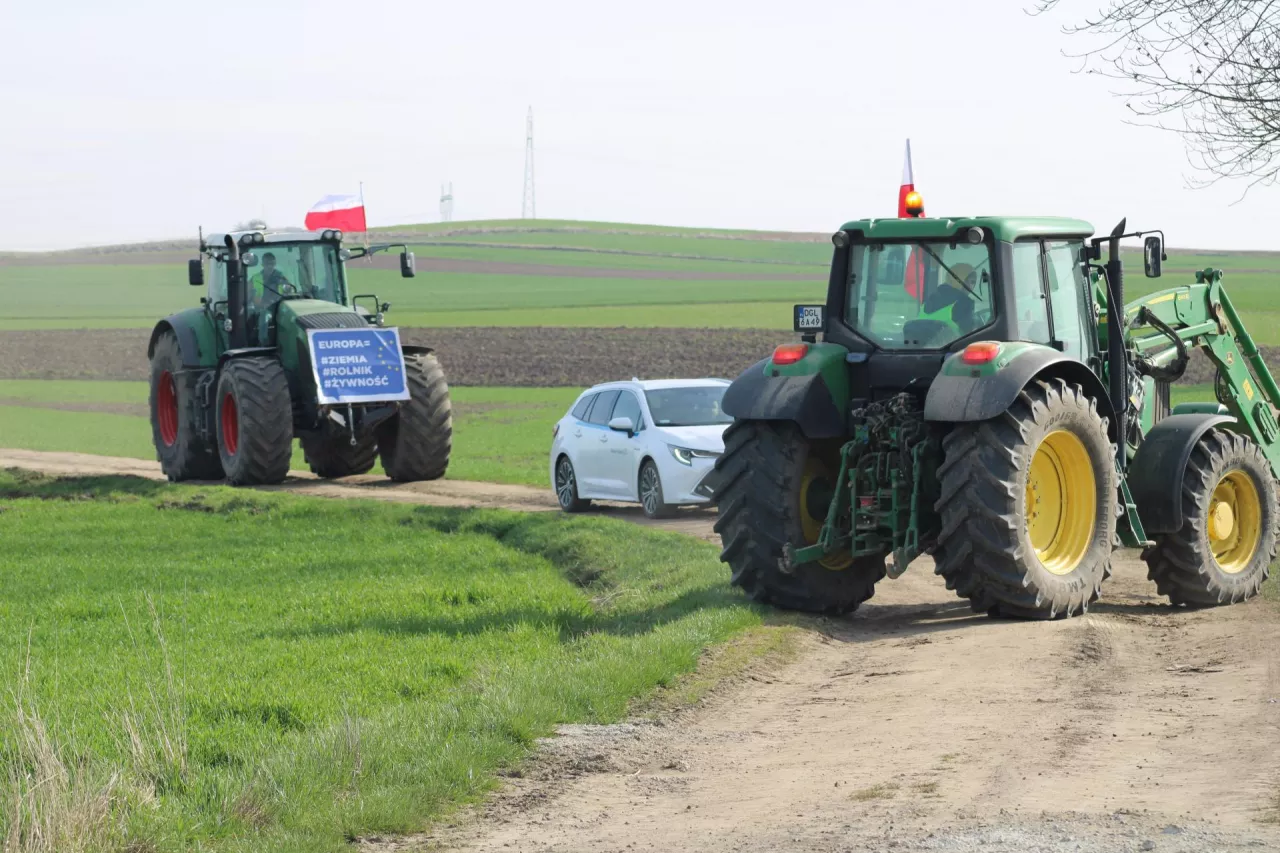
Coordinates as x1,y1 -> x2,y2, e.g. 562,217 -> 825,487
294,312 -> 369,330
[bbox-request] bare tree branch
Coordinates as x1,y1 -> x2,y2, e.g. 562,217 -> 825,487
1035,0 -> 1280,188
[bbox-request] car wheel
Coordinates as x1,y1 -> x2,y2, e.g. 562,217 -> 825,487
640,459 -> 676,519
555,455 -> 591,512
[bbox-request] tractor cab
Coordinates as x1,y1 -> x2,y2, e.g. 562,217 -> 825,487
814,215 -> 1099,403
189,229 -> 416,352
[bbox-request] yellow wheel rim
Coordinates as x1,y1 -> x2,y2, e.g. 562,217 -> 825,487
799,457 -> 854,571
1207,470 -> 1261,574
1025,430 -> 1096,576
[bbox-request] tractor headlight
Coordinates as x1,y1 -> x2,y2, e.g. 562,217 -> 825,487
332,230 -> 343,242
668,445 -> 720,466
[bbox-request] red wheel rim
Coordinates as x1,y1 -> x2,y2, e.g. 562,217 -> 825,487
157,371 -> 179,447
220,392 -> 239,456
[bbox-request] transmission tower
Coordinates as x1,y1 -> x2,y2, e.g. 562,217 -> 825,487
439,183 -> 454,222
521,107 -> 536,219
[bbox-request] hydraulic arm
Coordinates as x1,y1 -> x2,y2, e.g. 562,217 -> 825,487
1125,269 -> 1280,478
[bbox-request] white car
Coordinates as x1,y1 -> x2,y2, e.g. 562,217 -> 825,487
550,378 -> 731,518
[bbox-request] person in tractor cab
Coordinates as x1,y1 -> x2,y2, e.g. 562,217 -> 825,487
916,262 -> 977,334
248,252 -> 293,344
250,252 -> 292,311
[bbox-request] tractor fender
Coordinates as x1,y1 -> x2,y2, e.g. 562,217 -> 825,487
148,318 -> 205,368
217,347 -> 277,368
924,344 -> 1117,440
722,347 -> 848,439
1128,413 -> 1235,534
401,344 -> 434,356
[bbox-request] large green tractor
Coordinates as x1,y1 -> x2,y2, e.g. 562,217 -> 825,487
147,229 -> 451,486
713,214 -> 1280,618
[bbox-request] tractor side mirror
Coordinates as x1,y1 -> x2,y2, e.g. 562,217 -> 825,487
241,252 -> 259,268
1143,235 -> 1164,278
400,250 -> 416,278
188,259 -> 204,286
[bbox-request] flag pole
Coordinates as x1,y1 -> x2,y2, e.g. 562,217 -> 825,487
359,181 -> 369,251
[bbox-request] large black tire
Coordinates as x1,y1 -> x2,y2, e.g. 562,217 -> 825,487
149,331 -> 223,481
1143,429 -> 1278,606
215,358 -> 293,486
377,352 -> 452,482
300,433 -> 377,479
713,420 -> 886,615
934,379 -> 1117,619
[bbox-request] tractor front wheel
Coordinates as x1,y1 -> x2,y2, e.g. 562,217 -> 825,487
377,352 -> 452,482
149,331 -> 222,481
933,378 -> 1117,619
1143,430 -> 1278,606
713,420 -> 886,615
301,433 -> 378,479
215,358 -> 293,486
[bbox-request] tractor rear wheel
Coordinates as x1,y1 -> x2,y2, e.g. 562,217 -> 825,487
215,357 -> 293,486
1143,430 -> 1278,606
301,433 -> 378,479
377,352 -> 452,482
713,420 -> 886,615
149,331 -> 222,481
934,378 -> 1117,619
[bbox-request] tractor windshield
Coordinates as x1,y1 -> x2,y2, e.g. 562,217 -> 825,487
247,243 -> 345,307
845,241 -> 994,349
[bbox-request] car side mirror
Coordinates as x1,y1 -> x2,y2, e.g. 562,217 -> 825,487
608,416 -> 636,435
188,259 -> 204,286
1143,235 -> 1164,278
400,250 -> 416,278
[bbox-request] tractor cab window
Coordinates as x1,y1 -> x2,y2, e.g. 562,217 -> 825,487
1009,239 -> 1093,358
208,258 -> 228,307
845,241 -> 994,349
245,243 -> 345,312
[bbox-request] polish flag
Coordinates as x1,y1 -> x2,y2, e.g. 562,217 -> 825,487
898,140 -> 928,300
304,194 -> 367,232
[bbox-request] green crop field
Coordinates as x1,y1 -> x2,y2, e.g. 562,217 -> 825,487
0,382 -> 573,487
0,470 -> 774,852
3,219 -> 1275,337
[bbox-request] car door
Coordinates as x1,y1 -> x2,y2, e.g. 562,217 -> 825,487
599,390 -> 645,498
576,390 -> 619,497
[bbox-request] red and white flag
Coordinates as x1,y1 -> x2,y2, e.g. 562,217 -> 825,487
897,139 -> 923,219
898,140 -> 928,301
304,194 -> 367,232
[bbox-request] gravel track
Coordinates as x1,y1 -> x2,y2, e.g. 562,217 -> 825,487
4,448 -> 1280,852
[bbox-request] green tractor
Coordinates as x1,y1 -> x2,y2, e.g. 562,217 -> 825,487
147,229 -> 451,486
713,214 -> 1280,618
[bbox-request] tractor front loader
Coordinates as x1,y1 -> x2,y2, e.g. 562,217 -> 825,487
712,211 -> 1280,619
148,229 -> 451,486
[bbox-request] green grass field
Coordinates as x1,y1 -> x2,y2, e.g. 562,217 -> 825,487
4,219 -> 1277,337
0,470 -> 772,852
0,382 -> 572,487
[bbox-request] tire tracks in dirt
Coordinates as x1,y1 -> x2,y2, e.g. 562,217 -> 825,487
5,448 -> 1280,851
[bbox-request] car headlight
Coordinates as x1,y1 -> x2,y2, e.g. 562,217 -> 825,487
668,445 -> 720,466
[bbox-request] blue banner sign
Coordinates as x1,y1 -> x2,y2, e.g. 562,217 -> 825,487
306,327 -> 411,405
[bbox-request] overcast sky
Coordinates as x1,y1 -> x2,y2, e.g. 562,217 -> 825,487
1,0 -> 1274,251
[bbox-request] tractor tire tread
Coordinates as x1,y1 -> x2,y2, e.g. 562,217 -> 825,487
378,352 -> 452,482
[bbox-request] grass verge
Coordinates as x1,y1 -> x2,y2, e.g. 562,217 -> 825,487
0,385 -> 576,487
0,469 -> 761,852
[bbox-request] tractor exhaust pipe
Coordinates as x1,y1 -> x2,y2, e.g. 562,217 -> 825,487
1105,218 -> 1127,470
224,234 -> 248,349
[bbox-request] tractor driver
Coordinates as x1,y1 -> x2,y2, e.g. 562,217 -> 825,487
916,262 -> 977,334
248,252 -> 293,344
250,252 -> 293,311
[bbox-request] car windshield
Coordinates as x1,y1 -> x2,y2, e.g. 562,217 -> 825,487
248,243 -> 345,304
644,386 -> 732,427
845,240 -> 994,349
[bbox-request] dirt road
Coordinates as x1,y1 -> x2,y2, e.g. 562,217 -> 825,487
6,449 -> 1280,851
